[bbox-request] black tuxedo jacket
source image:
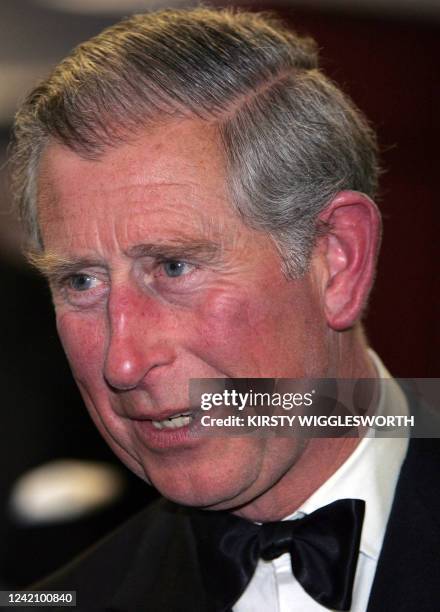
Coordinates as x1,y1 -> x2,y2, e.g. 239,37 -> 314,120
14,399 -> 440,612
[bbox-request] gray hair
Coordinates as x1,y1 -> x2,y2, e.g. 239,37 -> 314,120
10,7 -> 379,275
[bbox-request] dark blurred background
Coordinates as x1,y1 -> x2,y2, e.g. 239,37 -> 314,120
0,0 -> 438,589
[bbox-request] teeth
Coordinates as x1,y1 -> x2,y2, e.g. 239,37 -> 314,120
152,413 -> 192,430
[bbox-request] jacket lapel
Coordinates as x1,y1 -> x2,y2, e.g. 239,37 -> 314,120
367,395 -> 440,611
106,501 -> 208,612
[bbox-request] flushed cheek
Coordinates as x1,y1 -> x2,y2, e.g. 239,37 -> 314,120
193,287 -> 286,375
56,311 -> 106,385
193,279 -> 323,377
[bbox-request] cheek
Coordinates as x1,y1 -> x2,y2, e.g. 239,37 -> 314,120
200,288 -> 250,331
56,311 -> 105,384
192,280 -> 326,377
193,287 -> 285,374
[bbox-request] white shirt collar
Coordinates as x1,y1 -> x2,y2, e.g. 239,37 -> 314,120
283,350 -> 409,561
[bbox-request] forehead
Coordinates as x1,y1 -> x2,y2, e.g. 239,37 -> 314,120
37,120 -> 236,252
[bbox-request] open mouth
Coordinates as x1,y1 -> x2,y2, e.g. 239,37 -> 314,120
151,412 -> 194,430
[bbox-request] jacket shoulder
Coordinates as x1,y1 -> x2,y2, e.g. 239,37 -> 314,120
33,498 -> 191,606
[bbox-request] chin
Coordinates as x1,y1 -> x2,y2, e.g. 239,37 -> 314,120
142,463 -> 256,510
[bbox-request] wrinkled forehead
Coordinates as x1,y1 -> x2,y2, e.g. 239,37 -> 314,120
34,120 -> 268,262
37,119 -> 228,205
36,120 -> 240,246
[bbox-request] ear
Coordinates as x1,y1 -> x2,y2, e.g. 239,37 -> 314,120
314,190 -> 382,331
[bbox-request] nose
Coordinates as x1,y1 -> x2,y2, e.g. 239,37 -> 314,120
103,285 -> 176,390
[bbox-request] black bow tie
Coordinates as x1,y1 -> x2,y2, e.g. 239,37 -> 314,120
190,498 -> 365,611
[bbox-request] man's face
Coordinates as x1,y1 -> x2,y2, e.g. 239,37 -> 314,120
37,120 -> 331,513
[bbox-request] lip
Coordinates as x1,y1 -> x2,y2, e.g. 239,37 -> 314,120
131,407 -> 196,422
118,405 -> 200,421
130,409 -> 203,450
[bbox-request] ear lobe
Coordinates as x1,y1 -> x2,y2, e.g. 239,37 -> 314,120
317,190 -> 382,331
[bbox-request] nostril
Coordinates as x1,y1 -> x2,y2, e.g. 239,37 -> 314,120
104,355 -> 144,391
103,341 -> 177,391
104,375 -> 138,393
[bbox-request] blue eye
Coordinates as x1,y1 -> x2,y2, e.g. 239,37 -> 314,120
163,261 -> 189,278
69,274 -> 96,291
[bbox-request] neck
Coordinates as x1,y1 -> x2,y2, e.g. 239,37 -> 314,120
233,328 -> 377,522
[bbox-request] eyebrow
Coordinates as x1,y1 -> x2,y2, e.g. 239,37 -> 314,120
28,239 -> 222,281
27,251 -> 105,281
125,240 -> 222,262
